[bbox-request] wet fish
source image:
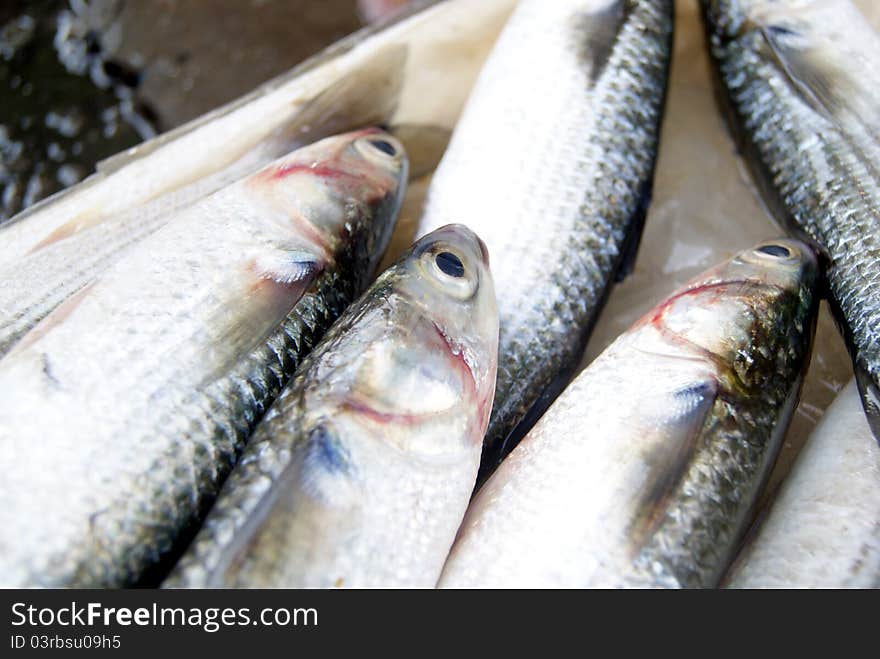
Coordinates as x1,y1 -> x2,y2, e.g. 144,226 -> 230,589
701,0 -> 880,438
439,240 -> 819,588
0,0 -> 515,358
416,0 -> 673,478
166,225 -> 497,588
0,129 -> 407,587
726,379 -> 880,588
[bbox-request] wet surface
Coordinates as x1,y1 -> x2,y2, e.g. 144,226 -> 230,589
2,0 -> 878,519
0,0 -> 361,222
0,0 -> 153,221
1,0 -> 879,589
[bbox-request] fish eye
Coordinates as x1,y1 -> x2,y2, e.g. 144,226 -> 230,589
367,139 -> 397,156
756,243 -> 792,258
417,244 -> 477,300
355,135 -> 402,166
435,251 -> 465,278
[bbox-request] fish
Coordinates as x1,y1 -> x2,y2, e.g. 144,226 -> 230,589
701,0 -> 880,440
0,129 -> 407,587
415,0 -> 674,479
726,379 -> 880,588
165,224 -> 497,588
439,240 -> 819,588
0,0 -> 515,358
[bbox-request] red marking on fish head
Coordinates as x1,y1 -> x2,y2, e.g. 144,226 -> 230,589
262,128 -> 388,182
430,320 -> 488,445
341,398 -> 425,427
266,162 -> 355,182
635,280 -> 745,333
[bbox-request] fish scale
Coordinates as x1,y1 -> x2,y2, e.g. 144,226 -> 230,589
726,379 -> 880,588
166,225 -> 498,588
702,0 -> 880,438
0,0 -> 517,359
0,130 -> 406,587
439,241 -> 818,588
416,0 -> 673,475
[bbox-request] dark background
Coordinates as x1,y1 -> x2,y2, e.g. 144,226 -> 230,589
0,0 -> 366,222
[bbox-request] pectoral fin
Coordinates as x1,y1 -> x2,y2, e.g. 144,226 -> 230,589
628,379 -> 718,548
758,21 -> 880,185
760,25 -> 844,123
759,21 -> 880,144
200,249 -> 322,385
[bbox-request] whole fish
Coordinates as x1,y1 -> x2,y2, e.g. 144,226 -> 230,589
166,225 -> 497,588
726,379 -> 880,588
701,0 -> 880,438
440,240 -> 819,588
0,0 -> 515,358
416,0 -> 673,477
0,129 -> 407,587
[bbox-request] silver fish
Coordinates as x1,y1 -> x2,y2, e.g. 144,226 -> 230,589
416,0 -> 673,477
166,225 -> 497,588
439,240 -> 819,588
0,129 -> 407,587
701,0 -> 880,439
0,0 -> 515,358
726,379 -> 880,588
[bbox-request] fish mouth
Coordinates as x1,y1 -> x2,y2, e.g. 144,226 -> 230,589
430,320 -> 492,445
431,320 -> 478,392
340,397 -> 432,427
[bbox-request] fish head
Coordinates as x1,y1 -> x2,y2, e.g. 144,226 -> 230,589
398,223 -> 499,432
640,238 -> 819,392
252,128 -> 408,258
335,224 -> 498,462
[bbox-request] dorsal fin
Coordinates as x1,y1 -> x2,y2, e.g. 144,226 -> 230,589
575,0 -> 635,84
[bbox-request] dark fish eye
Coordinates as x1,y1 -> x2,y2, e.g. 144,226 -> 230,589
367,139 -> 397,156
435,251 -> 465,278
756,244 -> 791,258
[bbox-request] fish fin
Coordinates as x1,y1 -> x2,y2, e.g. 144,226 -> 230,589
759,25 -> 846,124
26,212 -> 99,254
251,247 -> 322,285
300,423 -> 360,507
202,422 -> 357,586
389,123 -> 452,179
854,363 -> 880,446
614,178 -> 652,282
6,282 -> 96,358
764,26 -> 880,192
281,43 -> 409,148
200,249 -> 322,386
759,22 -> 880,155
575,0 -> 634,84
628,378 -> 718,549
